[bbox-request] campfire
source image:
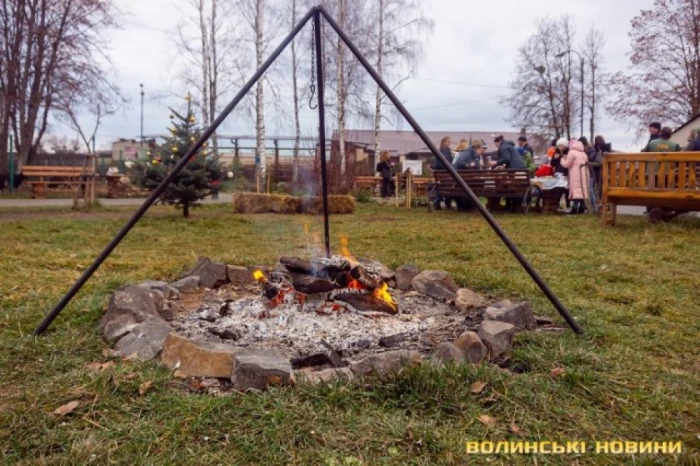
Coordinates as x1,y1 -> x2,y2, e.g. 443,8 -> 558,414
252,236 -> 398,318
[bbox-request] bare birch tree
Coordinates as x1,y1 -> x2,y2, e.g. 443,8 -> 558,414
234,0 -> 285,182
290,0 -> 302,182
336,0 -> 347,176
371,0 -> 432,161
175,0 -> 244,157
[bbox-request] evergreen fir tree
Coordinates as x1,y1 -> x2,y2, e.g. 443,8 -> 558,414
140,94 -> 220,218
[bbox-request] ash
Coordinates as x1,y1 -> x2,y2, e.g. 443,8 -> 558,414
171,286 -> 468,360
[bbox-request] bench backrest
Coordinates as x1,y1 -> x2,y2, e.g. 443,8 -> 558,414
602,153 -> 700,192
434,169 -> 531,197
23,165 -> 94,178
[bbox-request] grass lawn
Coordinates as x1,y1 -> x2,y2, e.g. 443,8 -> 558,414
0,203 -> 698,465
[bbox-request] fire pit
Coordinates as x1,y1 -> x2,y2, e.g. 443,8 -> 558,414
100,255 -> 560,392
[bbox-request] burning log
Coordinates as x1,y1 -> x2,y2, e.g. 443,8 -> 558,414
279,257 -> 316,276
348,265 -> 382,289
290,275 -> 337,294
333,292 -> 398,316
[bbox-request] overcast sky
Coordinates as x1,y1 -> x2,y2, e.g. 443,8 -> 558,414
86,0 -> 655,152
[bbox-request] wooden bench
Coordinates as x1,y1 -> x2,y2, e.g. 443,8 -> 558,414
353,175 -> 431,197
23,166 -> 95,199
601,152 -> 700,225
353,176 -> 380,195
433,169 -> 532,211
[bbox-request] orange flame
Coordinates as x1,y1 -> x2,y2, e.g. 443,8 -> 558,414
340,235 -> 358,264
373,282 -> 397,311
253,270 -> 266,282
347,279 -> 364,290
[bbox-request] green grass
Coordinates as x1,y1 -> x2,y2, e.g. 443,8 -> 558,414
0,204 -> 698,465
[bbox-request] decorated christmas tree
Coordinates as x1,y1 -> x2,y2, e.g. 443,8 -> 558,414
141,94 -> 220,218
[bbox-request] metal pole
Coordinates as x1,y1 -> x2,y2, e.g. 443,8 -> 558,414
140,84 -> 145,147
580,56 -> 585,139
8,135 -> 14,193
319,7 -> 583,334
34,8 -> 315,336
314,10 -> 331,259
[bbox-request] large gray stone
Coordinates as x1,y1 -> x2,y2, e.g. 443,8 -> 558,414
102,315 -> 139,343
100,285 -> 163,339
411,270 -> 459,301
454,331 -> 488,364
231,350 -> 293,391
161,333 -> 242,378
430,342 -> 466,366
170,276 -> 200,294
295,367 -> 354,385
184,257 -> 228,289
455,288 -> 487,312
350,350 -> 421,377
484,301 -> 536,331
114,317 -> 172,361
478,321 -> 516,360
395,264 -> 421,291
138,280 -> 181,300
226,265 -> 254,285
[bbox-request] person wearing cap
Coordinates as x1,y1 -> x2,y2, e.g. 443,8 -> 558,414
517,135 -> 535,156
550,138 -> 569,176
549,137 -> 571,211
642,122 -> 662,151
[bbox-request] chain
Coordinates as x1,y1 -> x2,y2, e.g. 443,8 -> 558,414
309,15 -> 317,110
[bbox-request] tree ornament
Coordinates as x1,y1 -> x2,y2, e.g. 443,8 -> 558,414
169,113 -> 175,119
190,136 -> 196,142
172,146 -> 178,152
189,116 -> 195,123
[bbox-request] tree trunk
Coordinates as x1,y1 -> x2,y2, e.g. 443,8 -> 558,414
589,62 -> 596,143
184,201 -> 190,218
373,0 -> 385,173
199,0 -> 210,128
209,0 -> 219,157
255,0 -> 266,181
291,0 -> 300,183
336,0 -> 347,181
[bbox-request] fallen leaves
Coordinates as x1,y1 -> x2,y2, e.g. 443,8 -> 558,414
550,367 -> 566,379
509,423 -> 522,435
478,414 -> 496,427
470,381 -> 487,394
138,380 -> 153,396
52,401 -> 80,417
86,361 -> 115,372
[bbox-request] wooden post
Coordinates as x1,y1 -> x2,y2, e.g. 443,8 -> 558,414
267,171 -> 272,193
395,174 -> 399,207
274,139 -> 280,183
